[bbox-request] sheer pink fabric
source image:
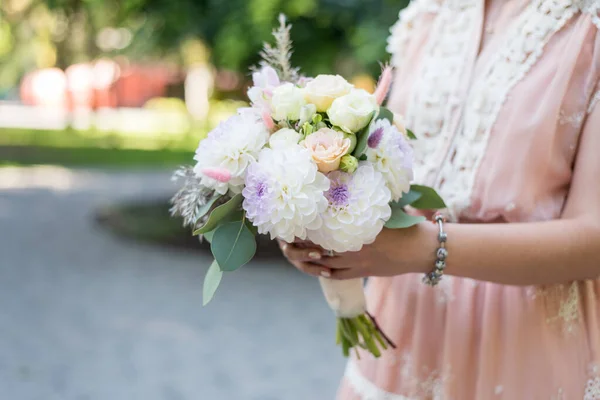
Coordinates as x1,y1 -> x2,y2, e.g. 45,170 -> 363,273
337,0 -> 600,398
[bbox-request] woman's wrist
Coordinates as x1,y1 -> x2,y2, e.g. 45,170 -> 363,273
414,221 -> 440,275
380,222 -> 438,276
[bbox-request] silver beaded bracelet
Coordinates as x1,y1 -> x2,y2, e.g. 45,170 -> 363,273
422,212 -> 447,286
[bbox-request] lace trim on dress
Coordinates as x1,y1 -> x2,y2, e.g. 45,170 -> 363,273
387,0 -> 443,69
585,362 -> 600,400
345,355 -> 452,400
559,110 -> 586,128
529,282 -> 581,335
345,361 -> 413,400
434,0 -> 581,217
404,0 -> 479,186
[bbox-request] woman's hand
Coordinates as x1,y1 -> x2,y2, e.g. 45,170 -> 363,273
278,223 -> 437,280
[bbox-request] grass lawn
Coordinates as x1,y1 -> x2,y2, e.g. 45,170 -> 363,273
0,127 -> 200,168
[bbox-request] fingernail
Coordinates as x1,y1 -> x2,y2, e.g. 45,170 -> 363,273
320,270 -> 331,278
282,244 -> 288,251
308,251 -> 321,260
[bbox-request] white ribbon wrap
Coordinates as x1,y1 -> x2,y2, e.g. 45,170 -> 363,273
318,277 -> 367,318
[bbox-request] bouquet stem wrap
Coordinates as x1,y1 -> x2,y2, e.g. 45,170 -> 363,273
319,277 -> 395,358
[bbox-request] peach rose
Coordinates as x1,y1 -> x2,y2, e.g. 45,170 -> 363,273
302,128 -> 352,173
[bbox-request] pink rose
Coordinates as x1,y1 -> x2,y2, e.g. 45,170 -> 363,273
302,128 -> 352,173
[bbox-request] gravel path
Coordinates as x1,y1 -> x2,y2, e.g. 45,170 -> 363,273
0,166 -> 346,400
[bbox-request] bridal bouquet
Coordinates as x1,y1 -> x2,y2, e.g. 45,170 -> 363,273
171,15 -> 445,358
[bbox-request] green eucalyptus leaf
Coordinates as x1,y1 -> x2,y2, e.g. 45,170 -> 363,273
406,128 -> 417,140
203,229 -> 216,243
376,106 -> 394,123
409,185 -> 447,209
384,208 -> 427,229
193,194 -> 243,235
211,220 -> 257,272
203,260 -> 222,306
196,193 -> 222,221
392,190 -> 423,208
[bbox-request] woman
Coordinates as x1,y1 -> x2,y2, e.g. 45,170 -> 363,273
280,0 -> 600,398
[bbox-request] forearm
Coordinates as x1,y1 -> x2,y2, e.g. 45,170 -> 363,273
415,218 -> 600,285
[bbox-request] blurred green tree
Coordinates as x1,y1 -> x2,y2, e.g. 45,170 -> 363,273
0,0 -> 409,93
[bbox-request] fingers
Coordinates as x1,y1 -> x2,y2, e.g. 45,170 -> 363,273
292,261 -> 332,278
279,241 -> 325,263
328,267 -> 363,280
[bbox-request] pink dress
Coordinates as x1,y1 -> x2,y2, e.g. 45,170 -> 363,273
337,0 -> 600,398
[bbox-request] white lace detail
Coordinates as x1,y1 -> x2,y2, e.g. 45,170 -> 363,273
387,0 -> 443,69
532,282 -> 581,334
405,0 -> 479,187
345,361 -> 413,400
345,354 -> 452,400
581,0 -> 600,30
434,0 -> 581,216
585,362 -> 600,400
559,110 -> 585,128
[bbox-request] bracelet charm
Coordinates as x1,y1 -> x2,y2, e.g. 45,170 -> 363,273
423,212 -> 448,286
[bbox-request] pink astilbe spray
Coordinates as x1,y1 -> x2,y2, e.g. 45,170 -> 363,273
261,109 -> 277,132
201,167 -> 232,183
374,65 -> 394,106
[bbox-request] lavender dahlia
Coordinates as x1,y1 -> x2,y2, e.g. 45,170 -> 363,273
242,145 -> 329,243
307,164 -> 392,253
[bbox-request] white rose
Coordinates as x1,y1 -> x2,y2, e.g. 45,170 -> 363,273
327,89 -> 378,133
271,83 -> 306,121
269,128 -> 303,148
304,74 -> 353,112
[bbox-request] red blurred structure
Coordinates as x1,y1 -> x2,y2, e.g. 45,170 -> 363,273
20,59 -> 181,110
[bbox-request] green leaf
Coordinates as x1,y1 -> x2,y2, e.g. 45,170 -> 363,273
211,220 -> 257,272
203,260 -> 222,306
203,229 -> 216,243
409,184 -> 447,209
385,208 -> 426,229
202,260 -> 223,306
193,194 -> 243,235
353,110 -> 377,157
376,106 -> 394,123
358,154 -> 367,161
196,193 -> 222,221
392,190 -> 422,208
406,128 -> 417,140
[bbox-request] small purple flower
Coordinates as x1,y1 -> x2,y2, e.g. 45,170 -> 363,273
327,185 -> 350,206
368,127 -> 384,148
243,166 -> 275,224
325,171 -> 352,207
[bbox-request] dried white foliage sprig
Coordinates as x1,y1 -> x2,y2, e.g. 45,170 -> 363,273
169,166 -> 215,229
257,14 -> 300,83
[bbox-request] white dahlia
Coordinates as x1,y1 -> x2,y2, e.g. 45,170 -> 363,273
307,164 -> 392,253
242,145 -> 329,242
364,118 -> 414,202
193,111 -> 269,195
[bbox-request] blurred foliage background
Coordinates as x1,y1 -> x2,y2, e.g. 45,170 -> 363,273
0,0 -> 409,168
